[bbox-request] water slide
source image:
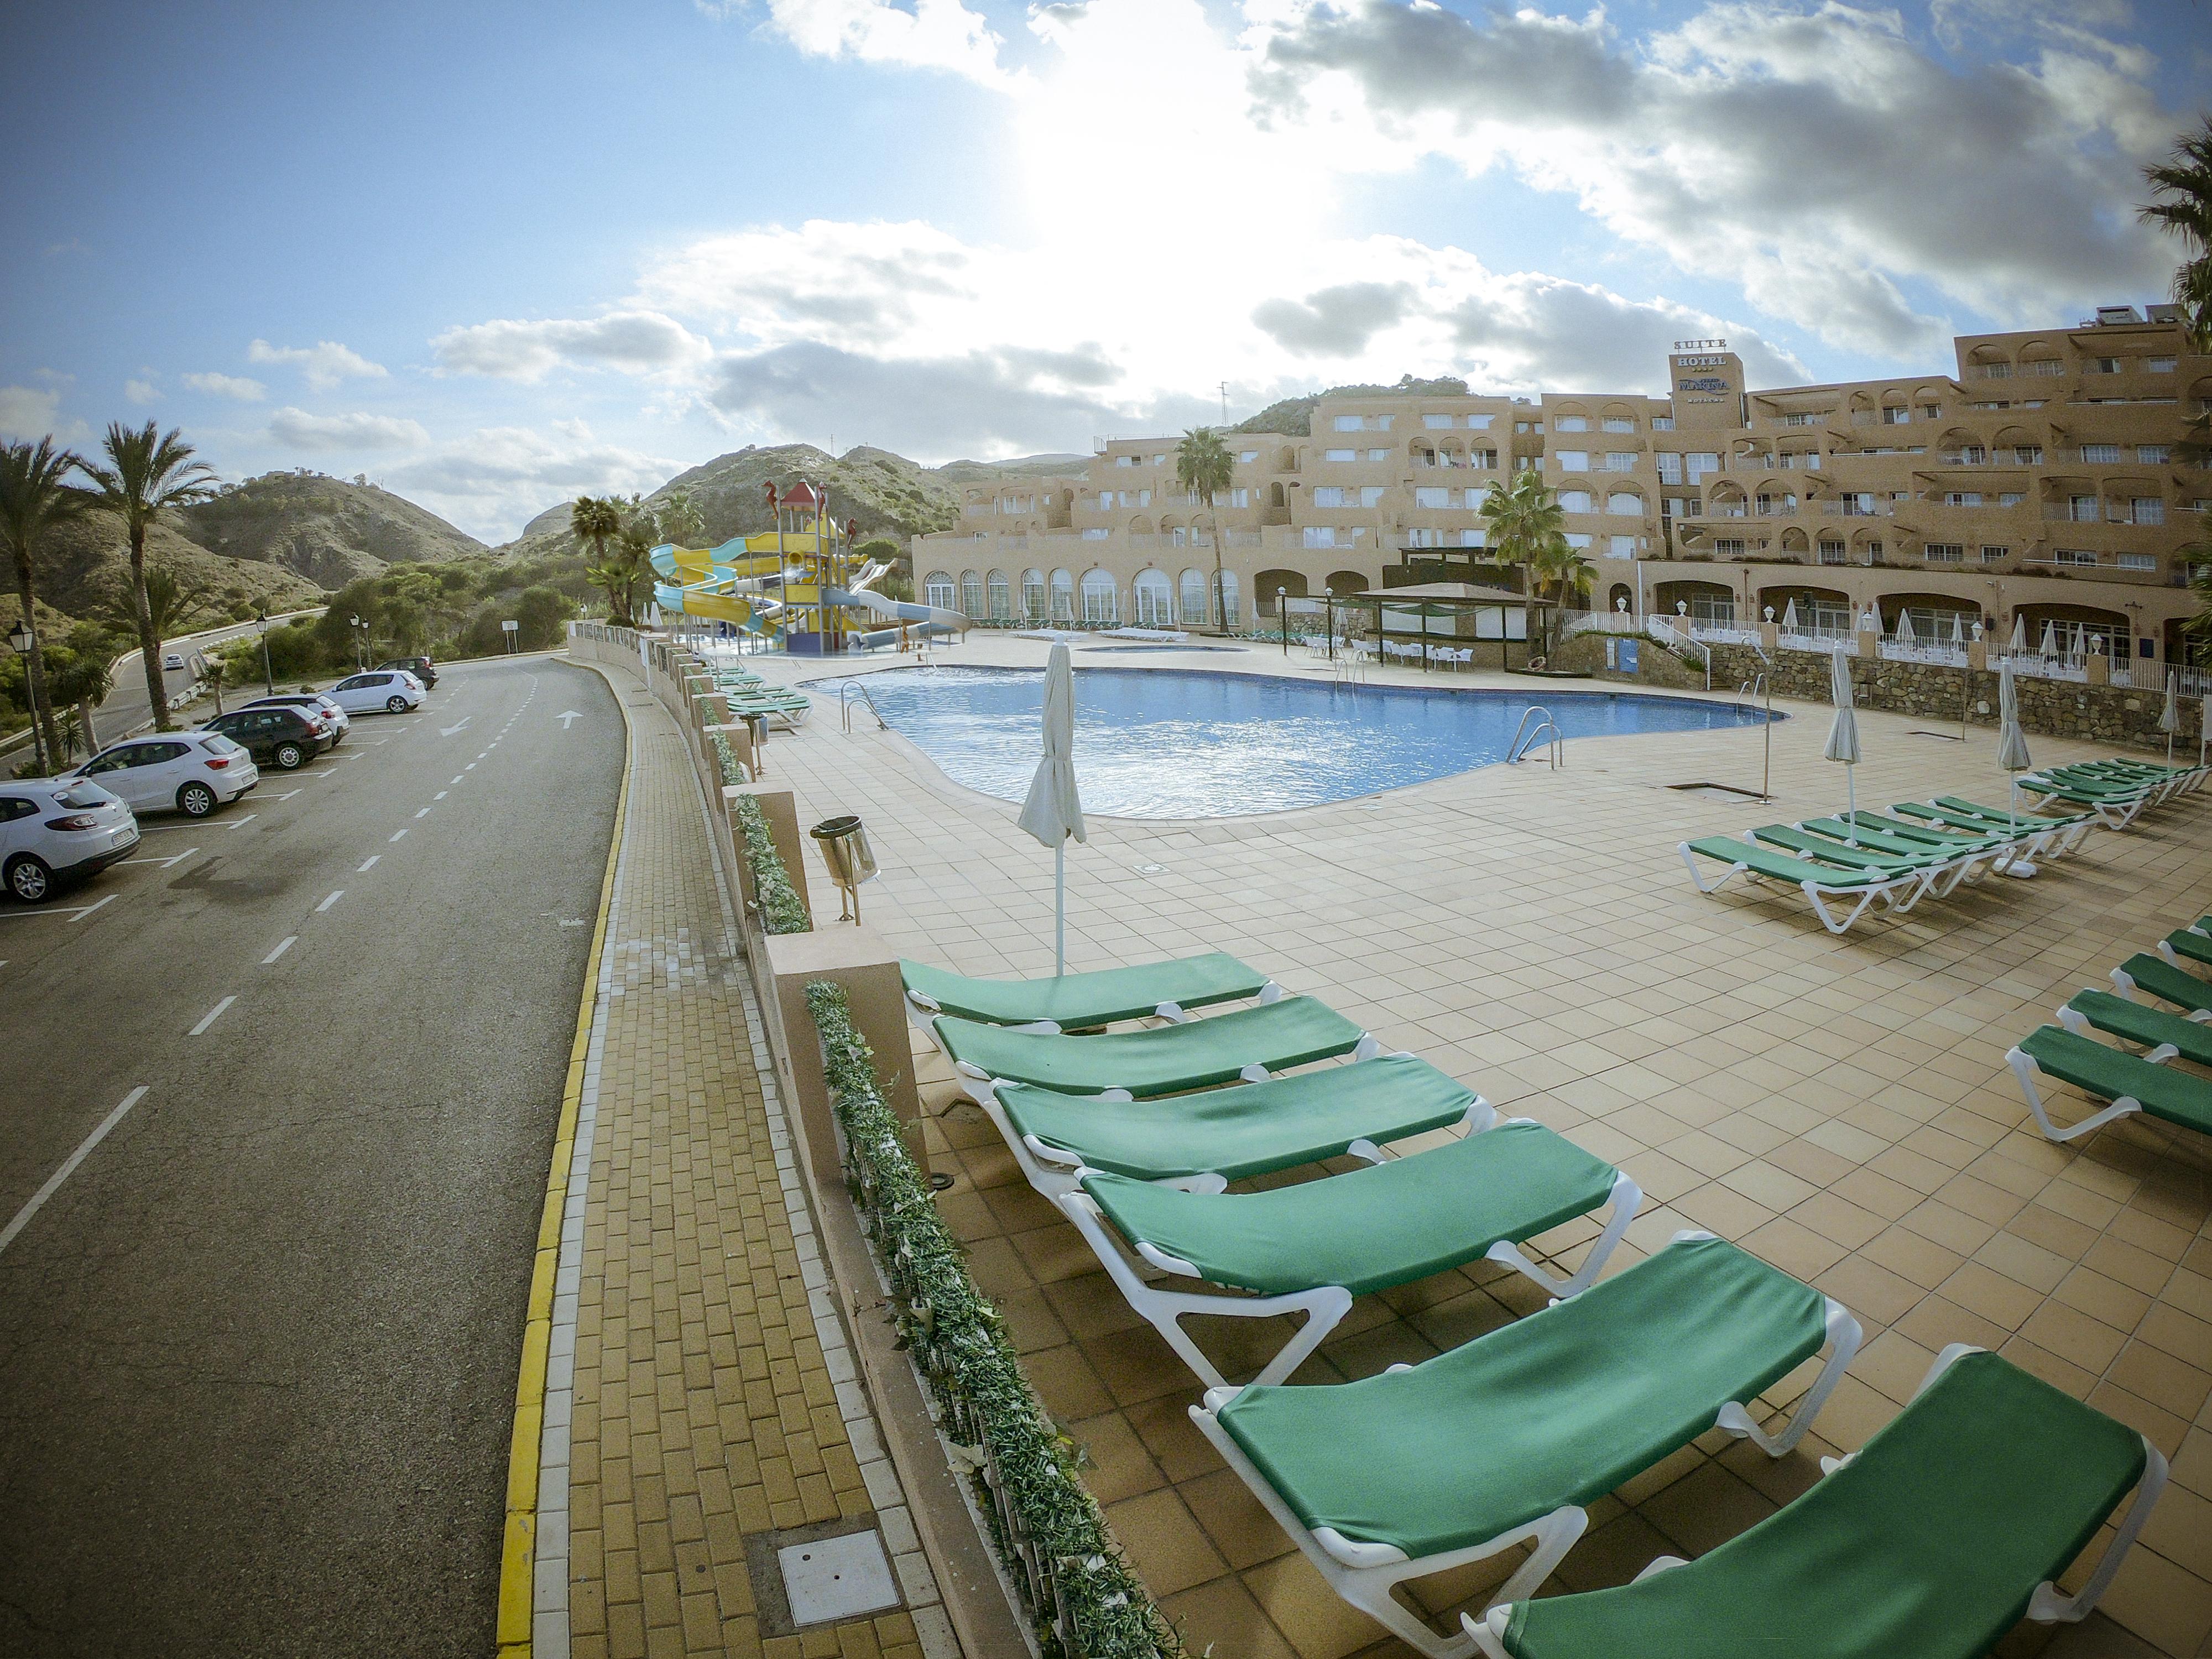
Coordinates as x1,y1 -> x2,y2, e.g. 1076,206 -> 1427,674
820,580 -> 968,641
650,533 -> 969,646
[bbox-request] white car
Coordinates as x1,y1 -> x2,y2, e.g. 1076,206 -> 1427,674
163,652 -> 186,671
329,669 -> 424,714
70,732 -> 260,818
245,691 -> 350,742
0,777 -> 140,902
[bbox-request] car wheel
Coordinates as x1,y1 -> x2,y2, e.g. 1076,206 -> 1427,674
274,742 -> 306,770
4,853 -> 54,904
178,781 -> 218,817
387,695 -> 408,713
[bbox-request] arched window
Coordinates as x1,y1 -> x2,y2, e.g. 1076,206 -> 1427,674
1606,492 -> 1642,515
959,570 -> 984,618
987,570 -> 1011,620
1050,568 -> 1075,620
1180,567 -> 1208,624
1133,568 -> 1173,626
1021,568 -> 1046,620
1079,568 -> 1118,624
924,570 -> 956,611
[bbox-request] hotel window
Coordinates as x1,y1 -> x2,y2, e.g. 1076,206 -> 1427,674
960,571 -> 985,616
1881,406 -> 1910,424
1302,526 -> 1339,548
2149,357 -> 2177,372
1021,569 -> 1046,618
1651,416 -> 1675,431
1137,489 -> 1151,506
1664,496 -> 1701,517
1080,526 -> 1109,540
1555,450 -> 1589,472
1079,568 -> 1118,623
1423,414 -> 1453,429
1924,542 -> 1964,563
1838,493 -> 1877,516
2138,445 -> 2172,463
924,570 -> 956,609
1607,492 -> 1641,515
2013,445 -> 2044,463
1469,448 -> 1498,469
1686,453 -> 1719,481
1818,541 -> 1846,564
2118,552 -> 2157,572
1360,486 -> 1385,507
1227,488 -> 1249,508
1323,448 -> 1356,462
1609,534 -> 1637,559
1414,487 -> 1450,509
1333,415 -> 1362,431
990,568 -> 1018,618
1558,490 -> 1594,513
1152,455 -> 1166,466
1565,533 -> 1593,549
1554,416 -> 1589,431
1603,418 -> 1636,432
1050,569 -> 1075,619
1980,545 -> 2008,562
1604,452 -> 1637,472
1714,539 -> 1745,556
1782,411 -> 1823,425
2054,549 -> 2098,566
1368,448 -> 1391,462
1180,567 -> 1207,622
2089,357 -> 2122,374
1979,361 -> 2012,378
1239,450 -> 1260,463
1115,455 -> 1133,466
1312,486 -> 1348,507
2132,497 -> 2165,525
2067,495 -> 2098,521
2024,359 -> 2065,376
1459,528 -> 1487,547
1944,492 -> 1983,507
1959,445 -> 1987,463
1371,416 -> 1393,430
2080,444 -> 2120,463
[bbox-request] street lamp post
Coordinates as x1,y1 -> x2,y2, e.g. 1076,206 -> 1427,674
7,617 -> 46,776
1277,587 -> 1288,656
349,614 -> 369,671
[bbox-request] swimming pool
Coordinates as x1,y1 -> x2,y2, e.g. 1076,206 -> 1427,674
827,665 -> 1775,819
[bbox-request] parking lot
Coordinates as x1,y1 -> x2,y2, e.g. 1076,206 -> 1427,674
0,653 -> 624,1658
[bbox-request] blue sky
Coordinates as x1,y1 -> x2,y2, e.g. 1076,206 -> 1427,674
3,0 -> 2206,539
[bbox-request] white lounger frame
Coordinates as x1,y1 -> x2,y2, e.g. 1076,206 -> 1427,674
983,1081 -> 1493,1203
1774,821 -> 2022,899
945,1030 -> 1388,1110
1193,1230 -> 1861,1659
2015,779 -> 2151,829
1678,843 -> 1918,935
2111,959 -> 2212,1015
2156,925 -> 2212,977
2005,1030 -> 2206,1144
1466,1342 -> 2168,1659
902,976 -> 1285,1044
1911,802 -> 2096,861
1054,1124 -> 1644,1389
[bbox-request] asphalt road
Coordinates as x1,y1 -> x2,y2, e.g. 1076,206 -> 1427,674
0,653 -> 623,1656
92,609 -> 326,749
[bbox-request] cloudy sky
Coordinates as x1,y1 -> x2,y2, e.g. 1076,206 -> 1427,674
2,0 -> 2205,540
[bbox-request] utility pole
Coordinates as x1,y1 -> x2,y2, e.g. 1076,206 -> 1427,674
1219,382 -> 1228,425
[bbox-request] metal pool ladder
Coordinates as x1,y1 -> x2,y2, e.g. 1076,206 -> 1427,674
1507,706 -> 1563,768
1740,674 -> 1773,800
837,679 -> 889,733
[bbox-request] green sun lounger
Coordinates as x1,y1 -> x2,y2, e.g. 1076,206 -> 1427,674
1901,798 -> 2096,858
1747,824 -> 1944,877
1680,836 -> 1915,933
2016,774 -> 2155,827
901,951 -> 1277,1030
2158,926 -> 2212,971
2111,951 -> 2212,1014
989,1052 -> 1479,1196
1060,1120 -> 1640,1389
1470,1347 -> 2164,1659
937,995 -> 1376,1102
1820,812 -> 2008,858
2007,1023 -> 2212,1142
1193,1234 -> 1860,1659
2059,988 -> 2212,1065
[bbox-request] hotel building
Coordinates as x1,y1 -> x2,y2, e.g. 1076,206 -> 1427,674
910,304 -> 2209,668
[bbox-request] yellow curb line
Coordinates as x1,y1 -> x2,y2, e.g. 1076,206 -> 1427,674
495,660 -> 632,1658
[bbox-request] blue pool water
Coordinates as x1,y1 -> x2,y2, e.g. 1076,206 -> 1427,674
825,666 -> 1775,819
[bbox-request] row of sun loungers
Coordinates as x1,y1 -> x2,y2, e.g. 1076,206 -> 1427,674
896,951 -> 2167,1657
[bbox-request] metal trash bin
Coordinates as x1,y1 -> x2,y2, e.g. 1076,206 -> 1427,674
809,815 -> 878,923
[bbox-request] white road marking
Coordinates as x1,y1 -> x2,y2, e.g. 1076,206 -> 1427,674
440,716 -> 473,736
450,775 -> 463,785
434,791 -> 447,801
263,936 -> 298,964
0,1087 -> 151,1260
119,846 -> 198,868
414,807 -> 431,819
358,855 -> 379,872
189,996 -> 236,1036
315,890 -> 344,912
271,790 -> 302,801
71,894 -> 116,922
556,710 -> 583,728
389,828 -> 409,842
465,763 -> 476,770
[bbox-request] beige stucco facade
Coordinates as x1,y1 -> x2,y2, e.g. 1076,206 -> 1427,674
911,304 -> 2208,662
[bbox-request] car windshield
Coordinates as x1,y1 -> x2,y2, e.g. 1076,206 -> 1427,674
54,782 -> 116,808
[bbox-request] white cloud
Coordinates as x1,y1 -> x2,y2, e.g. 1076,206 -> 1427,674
708,0 -> 1016,87
184,371 -> 267,401
384,421 -> 682,540
248,338 -> 389,392
430,310 -> 714,382
125,377 -> 159,405
268,407 -> 430,451
0,384 -> 88,444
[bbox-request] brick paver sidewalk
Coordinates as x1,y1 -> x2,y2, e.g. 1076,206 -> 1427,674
542,670 -> 953,1659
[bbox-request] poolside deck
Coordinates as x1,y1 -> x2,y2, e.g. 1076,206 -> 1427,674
727,632 -> 2212,1659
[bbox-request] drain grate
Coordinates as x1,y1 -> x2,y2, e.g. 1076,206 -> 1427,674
1667,781 -> 1771,802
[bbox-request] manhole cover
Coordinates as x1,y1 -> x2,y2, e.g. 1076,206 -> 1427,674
780,1530 -> 901,1626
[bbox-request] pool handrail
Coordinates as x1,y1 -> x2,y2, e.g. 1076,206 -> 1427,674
1507,706 -> 1564,769
836,678 -> 890,733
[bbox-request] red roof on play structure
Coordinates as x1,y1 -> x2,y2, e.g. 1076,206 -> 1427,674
780,481 -> 822,510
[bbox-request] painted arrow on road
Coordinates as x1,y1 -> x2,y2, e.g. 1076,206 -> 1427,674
440,715 -> 473,737
556,711 -> 584,729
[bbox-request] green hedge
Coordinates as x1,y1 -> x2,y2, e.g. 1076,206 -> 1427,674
708,727 -> 748,787
804,982 -> 1183,1659
731,794 -> 811,935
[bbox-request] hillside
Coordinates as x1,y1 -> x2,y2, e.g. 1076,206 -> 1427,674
175,471 -> 486,588
4,506 -> 325,634
1233,374 -> 1473,437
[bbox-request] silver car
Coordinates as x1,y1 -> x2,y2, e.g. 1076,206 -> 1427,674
0,777 -> 140,902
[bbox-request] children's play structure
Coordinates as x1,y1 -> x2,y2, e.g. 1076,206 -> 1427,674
649,480 -> 967,655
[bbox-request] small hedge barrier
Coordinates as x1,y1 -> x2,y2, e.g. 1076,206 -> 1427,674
708,727 -> 748,787
731,794 -> 811,935
805,982 -> 1183,1659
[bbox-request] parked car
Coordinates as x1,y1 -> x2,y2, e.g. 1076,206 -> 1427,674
377,655 -> 437,688
0,778 -> 140,902
244,691 -> 349,743
329,669 -> 424,714
68,732 -> 259,817
200,704 -> 334,770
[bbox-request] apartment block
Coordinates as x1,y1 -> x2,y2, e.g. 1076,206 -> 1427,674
911,305 -> 2208,662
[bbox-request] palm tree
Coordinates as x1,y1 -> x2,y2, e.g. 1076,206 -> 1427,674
0,438 -> 88,769
76,423 -> 216,732
2140,117 -> 2212,352
139,564 -> 217,641
1175,427 -> 1235,630
572,495 -> 633,623
1480,469 -> 1575,651
656,486 -> 707,549
48,638 -> 116,759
